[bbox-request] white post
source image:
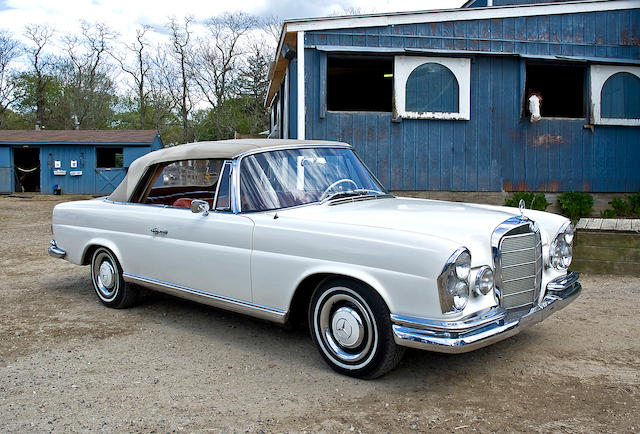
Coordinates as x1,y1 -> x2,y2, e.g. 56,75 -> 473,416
297,31 -> 305,140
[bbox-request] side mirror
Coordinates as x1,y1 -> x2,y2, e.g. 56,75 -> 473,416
190,199 -> 210,216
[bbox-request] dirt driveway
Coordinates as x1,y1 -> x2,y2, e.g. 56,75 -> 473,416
1,196 -> 639,433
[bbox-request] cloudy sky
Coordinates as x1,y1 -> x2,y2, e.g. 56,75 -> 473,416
0,0 -> 464,41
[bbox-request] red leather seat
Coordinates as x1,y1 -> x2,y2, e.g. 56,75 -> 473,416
172,198 -> 193,208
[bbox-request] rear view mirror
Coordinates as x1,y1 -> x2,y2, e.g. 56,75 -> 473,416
190,199 -> 210,216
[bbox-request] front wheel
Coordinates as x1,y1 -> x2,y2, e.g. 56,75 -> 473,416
90,247 -> 137,309
309,278 -> 404,379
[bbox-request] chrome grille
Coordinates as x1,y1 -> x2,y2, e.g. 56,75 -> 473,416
498,229 -> 542,310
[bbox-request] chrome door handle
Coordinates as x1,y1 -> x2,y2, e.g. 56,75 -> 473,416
151,227 -> 168,235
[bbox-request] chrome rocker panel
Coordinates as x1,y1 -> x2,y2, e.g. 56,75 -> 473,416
391,271 -> 581,354
48,240 -> 66,259
122,273 -> 288,324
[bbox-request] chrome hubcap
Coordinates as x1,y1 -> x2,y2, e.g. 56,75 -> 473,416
99,262 -> 115,289
315,288 -> 377,366
93,251 -> 118,300
331,307 -> 364,348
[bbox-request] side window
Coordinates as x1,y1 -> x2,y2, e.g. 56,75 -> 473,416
137,159 -> 224,207
591,65 -> 640,126
394,56 -> 470,120
214,161 -> 232,212
327,55 -> 393,112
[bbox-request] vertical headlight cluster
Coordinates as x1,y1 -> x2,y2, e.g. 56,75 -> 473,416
549,222 -> 574,270
437,248 -> 471,313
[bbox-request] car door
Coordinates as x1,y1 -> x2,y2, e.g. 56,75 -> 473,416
140,159 -> 253,302
145,207 -> 254,302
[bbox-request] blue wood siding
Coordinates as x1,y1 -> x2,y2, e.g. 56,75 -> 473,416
601,72 -> 640,119
306,10 -> 640,60
0,146 -> 10,193
295,8 -> 640,192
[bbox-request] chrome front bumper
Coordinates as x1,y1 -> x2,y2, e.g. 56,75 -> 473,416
48,240 -> 66,259
391,272 -> 581,354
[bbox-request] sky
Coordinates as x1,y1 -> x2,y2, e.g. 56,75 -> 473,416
0,0 -> 465,43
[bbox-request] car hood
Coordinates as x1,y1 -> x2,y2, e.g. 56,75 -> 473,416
276,196 -> 521,261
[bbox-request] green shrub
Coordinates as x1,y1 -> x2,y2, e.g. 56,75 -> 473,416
602,193 -> 640,218
504,192 -> 550,211
627,193 -> 640,216
557,191 -> 594,222
600,209 -> 617,218
610,197 -> 631,217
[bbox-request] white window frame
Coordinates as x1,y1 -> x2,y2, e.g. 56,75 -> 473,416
590,64 -> 640,127
394,56 -> 471,121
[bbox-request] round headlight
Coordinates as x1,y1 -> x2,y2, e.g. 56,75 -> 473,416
452,281 -> 469,310
550,223 -> 574,270
474,266 -> 494,296
455,251 -> 471,280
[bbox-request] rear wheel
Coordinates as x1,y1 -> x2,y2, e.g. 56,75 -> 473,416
309,278 -> 404,379
90,247 -> 137,308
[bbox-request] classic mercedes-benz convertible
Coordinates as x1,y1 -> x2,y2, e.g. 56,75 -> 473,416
49,139 -> 581,378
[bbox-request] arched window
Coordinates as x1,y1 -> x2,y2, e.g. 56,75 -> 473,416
405,63 -> 459,113
601,72 -> 640,119
394,56 -> 470,120
590,65 -> 640,126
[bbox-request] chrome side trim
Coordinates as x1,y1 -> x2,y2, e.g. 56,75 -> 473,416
122,273 -> 288,324
391,271 -> 581,354
48,240 -> 66,259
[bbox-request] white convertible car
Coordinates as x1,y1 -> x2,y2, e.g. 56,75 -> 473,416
49,139 -> 581,378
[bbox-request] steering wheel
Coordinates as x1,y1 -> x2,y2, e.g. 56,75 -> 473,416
319,178 -> 358,201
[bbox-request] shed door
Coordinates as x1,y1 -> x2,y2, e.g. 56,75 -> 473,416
95,168 -> 126,195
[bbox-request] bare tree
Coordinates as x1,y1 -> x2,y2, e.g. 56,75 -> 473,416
154,16 -> 194,143
61,21 -> 117,128
192,12 -> 257,109
0,29 -> 22,121
23,24 -> 55,128
112,25 -> 152,128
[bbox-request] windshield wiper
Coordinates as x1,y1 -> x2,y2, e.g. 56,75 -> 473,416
320,189 -> 386,204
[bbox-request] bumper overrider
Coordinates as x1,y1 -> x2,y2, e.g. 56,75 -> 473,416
48,240 -> 66,259
391,272 -> 581,353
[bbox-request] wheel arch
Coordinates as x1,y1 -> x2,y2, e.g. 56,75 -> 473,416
286,269 -> 391,328
81,239 -> 124,267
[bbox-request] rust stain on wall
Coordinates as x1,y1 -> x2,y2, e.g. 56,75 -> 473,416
532,134 -> 564,147
503,180 -> 513,191
583,182 -> 591,192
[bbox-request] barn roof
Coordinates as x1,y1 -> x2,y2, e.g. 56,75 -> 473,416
0,130 -> 159,145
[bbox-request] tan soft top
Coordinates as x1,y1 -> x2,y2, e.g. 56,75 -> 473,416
107,139 -> 350,202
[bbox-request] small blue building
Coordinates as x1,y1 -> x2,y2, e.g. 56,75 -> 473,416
0,130 -> 162,195
266,0 -> 640,193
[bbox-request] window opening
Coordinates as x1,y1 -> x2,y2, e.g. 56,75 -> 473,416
13,147 -> 40,192
327,55 -> 393,112
96,147 -> 123,168
524,63 -> 586,119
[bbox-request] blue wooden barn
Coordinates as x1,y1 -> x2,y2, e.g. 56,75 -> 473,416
0,130 -> 162,195
266,0 -> 640,194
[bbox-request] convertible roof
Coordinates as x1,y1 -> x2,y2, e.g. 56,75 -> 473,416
107,139 -> 350,202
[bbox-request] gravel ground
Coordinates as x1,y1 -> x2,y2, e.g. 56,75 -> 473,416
1,196 -> 639,433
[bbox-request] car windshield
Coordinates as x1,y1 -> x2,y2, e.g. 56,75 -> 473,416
239,147 -> 387,212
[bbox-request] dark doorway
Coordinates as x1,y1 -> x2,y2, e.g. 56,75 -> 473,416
13,147 -> 40,192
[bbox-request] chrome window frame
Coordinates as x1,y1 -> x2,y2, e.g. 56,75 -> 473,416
213,160 -> 233,212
